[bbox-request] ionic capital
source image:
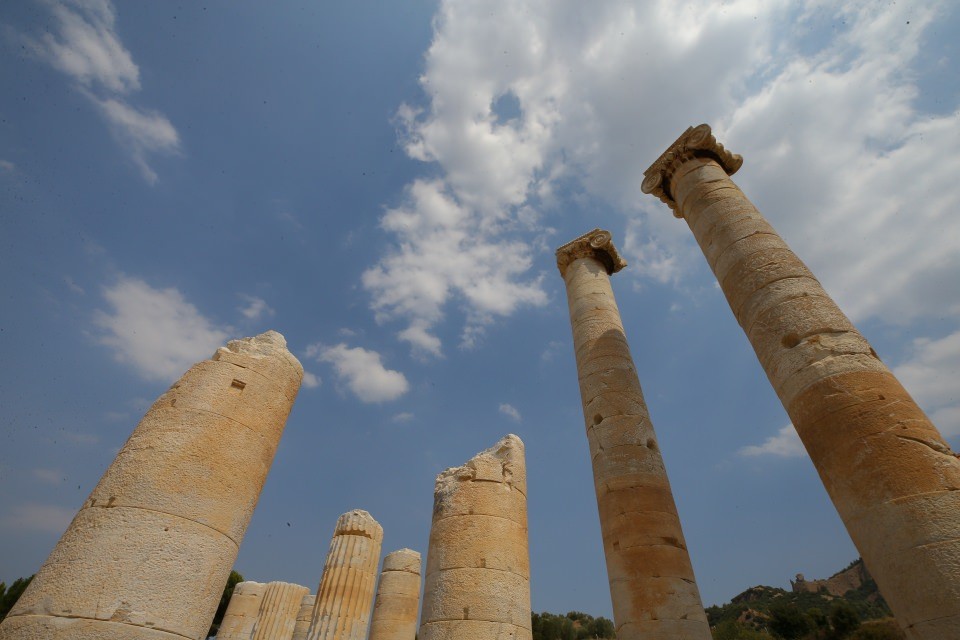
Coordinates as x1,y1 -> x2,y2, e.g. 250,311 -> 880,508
556,228 -> 627,278
641,124 -> 743,217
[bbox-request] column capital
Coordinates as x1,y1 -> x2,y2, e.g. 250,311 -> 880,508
555,228 -> 627,278
641,124 -> 743,217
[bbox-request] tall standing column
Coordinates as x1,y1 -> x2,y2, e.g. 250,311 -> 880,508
641,124 -> 960,640
0,331 -> 303,640
252,582 -> 310,640
557,230 -> 712,640
307,510 -> 383,640
419,434 -> 531,640
368,549 -> 421,640
217,581 -> 267,640
291,595 -> 316,640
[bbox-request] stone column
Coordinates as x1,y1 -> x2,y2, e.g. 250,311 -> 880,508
641,124 -> 960,640
252,582 -> 310,640
419,434 -> 531,640
0,331 -> 304,640
368,549 -> 421,640
291,595 -> 316,640
217,581 -> 267,640
307,510 -> 384,640
556,232 -> 712,640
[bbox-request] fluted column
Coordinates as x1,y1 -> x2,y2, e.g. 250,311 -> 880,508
642,124 -> 960,640
419,434 -> 531,640
291,595 -> 316,640
556,230 -> 712,640
252,582 -> 310,640
217,582 -> 266,640
368,549 -> 421,640
307,510 -> 383,640
0,331 -> 303,640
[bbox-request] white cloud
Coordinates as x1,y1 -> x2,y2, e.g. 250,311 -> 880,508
62,432 -> 99,445
23,0 -> 139,93
1,503 -> 75,534
31,468 -> 64,485
895,329 -> 960,436
381,0 -> 959,355
392,412 -> 415,423
308,342 -> 409,403
94,276 -> 230,382
21,0 -> 180,183
499,403 -> 522,422
301,371 -> 322,389
239,295 -> 275,321
740,424 -> 806,458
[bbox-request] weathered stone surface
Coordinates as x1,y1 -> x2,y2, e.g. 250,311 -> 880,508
253,582 -> 310,640
556,230 -> 712,640
0,331 -> 303,640
368,549 -> 421,640
218,581 -> 267,640
291,594 -> 316,640
644,124 -> 960,640
419,435 -> 532,640
307,510 -> 383,640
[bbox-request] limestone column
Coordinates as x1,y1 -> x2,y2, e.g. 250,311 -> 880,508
291,595 -> 316,640
368,549 -> 421,640
556,230 -> 712,640
419,434 -> 532,640
0,331 -> 304,640
217,581 -> 267,640
252,582 -> 310,640
306,510 -> 384,640
641,124 -> 960,640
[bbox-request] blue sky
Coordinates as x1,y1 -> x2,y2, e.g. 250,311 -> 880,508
2,0 -> 959,618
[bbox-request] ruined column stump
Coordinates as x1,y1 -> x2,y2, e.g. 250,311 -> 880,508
642,124 -> 960,640
556,231 -> 712,640
252,582 -> 310,640
368,549 -> 421,640
217,581 -> 266,640
306,510 -> 384,640
291,595 -> 316,640
419,434 -> 532,640
0,331 -> 303,640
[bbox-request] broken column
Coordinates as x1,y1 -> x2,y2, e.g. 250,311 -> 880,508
556,231 -> 712,640
0,331 -> 304,640
368,549 -> 421,640
217,581 -> 267,640
641,124 -> 960,640
252,582 -> 310,640
307,510 -> 383,640
291,595 -> 316,640
419,434 -> 532,640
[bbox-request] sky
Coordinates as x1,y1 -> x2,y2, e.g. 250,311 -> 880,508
1,0 -> 959,620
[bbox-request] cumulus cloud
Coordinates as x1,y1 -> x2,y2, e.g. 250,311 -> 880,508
1,503 -> 75,534
895,330 -> 960,437
20,0 -> 180,183
308,342 -> 409,403
94,276 -> 230,382
375,0 -> 958,357
499,403 -> 522,422
239,294 -> 275,321
301,371 -> 322,389
740,424 -> 806,458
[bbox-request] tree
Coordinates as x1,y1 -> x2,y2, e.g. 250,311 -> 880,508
768,603 -> 813,640
828,601 -> 860,639
207,570 -> 244,638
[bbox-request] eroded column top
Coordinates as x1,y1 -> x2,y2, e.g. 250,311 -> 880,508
641,124 -> 743,217
382,549 -> 421,573
333,509 -> 384,543
555,228 -> 627,278
435,433 -> 527,499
